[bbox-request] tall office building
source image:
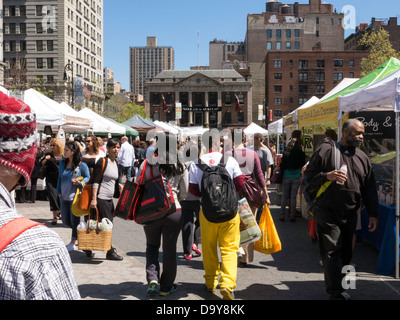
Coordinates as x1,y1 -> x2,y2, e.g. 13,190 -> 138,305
3,0 -> 104,109
129,36 -> 174,97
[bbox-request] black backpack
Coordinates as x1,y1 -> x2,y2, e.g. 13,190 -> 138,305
196,156 -> 238,223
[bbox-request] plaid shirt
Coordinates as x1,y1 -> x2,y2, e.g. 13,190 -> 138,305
0,183 -> 81,300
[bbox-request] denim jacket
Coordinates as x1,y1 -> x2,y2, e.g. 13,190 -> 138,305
57,160 -> 90,201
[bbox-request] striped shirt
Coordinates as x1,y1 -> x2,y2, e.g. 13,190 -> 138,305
0,182 -> 81,300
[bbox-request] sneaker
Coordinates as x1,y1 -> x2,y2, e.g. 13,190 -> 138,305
159,284 -> 177,296
66,242 -> 77,252
106,247 -> 123,261
147,281 -> 159,295
184,254 -> 192,261
192,244 -> 202,256
220,287 -> 235,300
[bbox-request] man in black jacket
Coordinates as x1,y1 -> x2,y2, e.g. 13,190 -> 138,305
304,119 -> 378,300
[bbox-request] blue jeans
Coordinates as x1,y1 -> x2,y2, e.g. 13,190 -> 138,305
280,177 -> 301,218
60,199 -> 80,241
118,165 -> 132,184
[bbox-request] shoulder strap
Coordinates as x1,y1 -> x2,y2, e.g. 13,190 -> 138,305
0,217 -> 43,253
333,142 -> 341,170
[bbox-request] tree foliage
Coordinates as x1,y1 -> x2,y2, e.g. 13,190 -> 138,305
359,27 -> 400,76
103,94 -> 147,123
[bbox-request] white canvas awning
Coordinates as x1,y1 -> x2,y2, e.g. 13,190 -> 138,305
244,122 -> 268,135
78,108 -> 125,135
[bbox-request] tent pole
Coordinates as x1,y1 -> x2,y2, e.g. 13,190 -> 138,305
396,112 -> 400,279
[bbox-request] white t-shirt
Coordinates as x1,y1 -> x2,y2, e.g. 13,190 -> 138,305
189,152 -> 242,191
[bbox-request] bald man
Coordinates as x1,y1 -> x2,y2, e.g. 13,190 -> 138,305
304,119 -> 378,300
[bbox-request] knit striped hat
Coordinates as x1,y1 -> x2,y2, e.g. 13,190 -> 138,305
0,92 -> 37,188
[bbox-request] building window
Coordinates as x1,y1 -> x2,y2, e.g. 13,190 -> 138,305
349,60 -> 354,67
36,58 -> 44,69
334,60 -> 343,67
238,111 -> 244,124
36,40 -> 43,51
316,17 -> 320,24
316,72 -> 325,81
274,73 -> 282,80
36,23 -> 43,34
295,29 -> 300,37
286,29 -> 291,37
224,94 -> 231,105
267,41 -> 272,50
153,112 -> 160,121
299,73 -> 308,81
152,93 -> 160,105
299,60 -> 308,69
36,5 -> 43,16
317,60 -> 325,68
274,110 -> 282,118
47,40 -> 54,51
180,93 -> 188,107
316,85 -> 325,93
334,73 -> 343,80
299,98 -> 308,105
267,30 -> 272,38
276,29 -> 281,38
299,85 -> 308,94
286,41 -> 291,49
276,42 -> 281,50
274,60 -> 282,68
349,72 -> 355,78
274,85 -> 282,93
295,41 -> 300,50
224,112 -> 232,124
209,93 -> 217,107
274,98 -> 282,105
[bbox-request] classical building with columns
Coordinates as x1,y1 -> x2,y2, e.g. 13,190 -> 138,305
145,70 -> 252,129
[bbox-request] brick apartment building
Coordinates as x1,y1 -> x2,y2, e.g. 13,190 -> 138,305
265,50 -> 369,121
345,17 -> 400,52
245,0 -> 345,126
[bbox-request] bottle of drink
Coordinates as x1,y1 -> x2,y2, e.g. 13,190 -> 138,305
337,163 -> 347,185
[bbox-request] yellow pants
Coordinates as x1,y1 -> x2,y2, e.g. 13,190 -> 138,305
199,210 -> 240,292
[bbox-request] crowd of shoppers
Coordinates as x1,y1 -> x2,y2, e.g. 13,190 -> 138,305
4,112 -> 379,301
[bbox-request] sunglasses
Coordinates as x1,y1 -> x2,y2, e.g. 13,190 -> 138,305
85,140 -> 92,143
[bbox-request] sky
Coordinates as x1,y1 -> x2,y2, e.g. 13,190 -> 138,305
103,0 -> 399,91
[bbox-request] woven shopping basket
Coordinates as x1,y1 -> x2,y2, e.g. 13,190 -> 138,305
77,207 -> 112,252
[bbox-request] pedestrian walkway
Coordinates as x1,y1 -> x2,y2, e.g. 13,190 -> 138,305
15,192 -> 400,300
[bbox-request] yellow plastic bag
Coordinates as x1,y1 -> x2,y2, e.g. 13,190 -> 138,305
254,205 -> 282,254
71,179 -> 90,217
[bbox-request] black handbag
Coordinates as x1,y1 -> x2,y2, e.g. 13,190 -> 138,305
117,160 -> 176,225
37,166 -> 47,180
113,180 -> 137,220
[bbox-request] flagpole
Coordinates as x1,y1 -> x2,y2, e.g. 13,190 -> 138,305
197,31 -> 200,71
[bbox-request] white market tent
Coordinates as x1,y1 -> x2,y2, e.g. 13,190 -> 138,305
153,120 -> 181,135
78,107 -> 125,135
338,68 -> 400,278
23,89 -> 91,132
268,118 -> 283,135
244,122 -> 268,135
181,126 -> 209,137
